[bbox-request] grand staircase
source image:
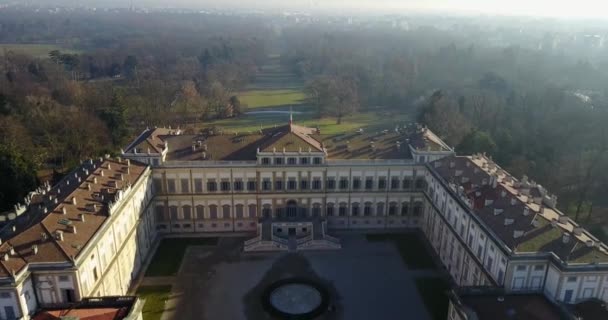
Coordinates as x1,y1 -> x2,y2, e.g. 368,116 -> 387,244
244,218 -> 341,252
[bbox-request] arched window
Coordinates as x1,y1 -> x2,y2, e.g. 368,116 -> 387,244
376,202 -> 385,216
155,205 -> 165,222
364,202 -> 373,216
183,205 -> 192,220
196,205 -> 205,219
338,202 -> 348,217
262,204 -> 272,219
388,202 -> 397,216
286,200 -> 298,218
326,203 -> 335,216
209,205 -> 218,219
248,204 -> 257,218
401,202 -> 409,216
222,205 -> 231,219
169,206 -> 178,220
413,202 -> 423,216
312,203 -> 321,217
351,202 -> 360,216
235,204 -> 244,219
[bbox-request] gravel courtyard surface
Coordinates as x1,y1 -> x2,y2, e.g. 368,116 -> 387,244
156,235 -> 432,320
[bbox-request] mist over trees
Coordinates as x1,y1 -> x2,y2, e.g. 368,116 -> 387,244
0,8 -> 607,236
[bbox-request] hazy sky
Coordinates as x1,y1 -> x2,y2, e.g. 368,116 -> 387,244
129,0 -> 608,18
16,0 -> 608,19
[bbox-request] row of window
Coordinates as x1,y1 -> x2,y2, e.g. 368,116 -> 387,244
260,157 -> 323,166
155,202 -> 423,221
155,176 -> 426,194
157,221 -> 257,230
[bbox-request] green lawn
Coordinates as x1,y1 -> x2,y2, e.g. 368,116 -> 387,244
0,44 -> 79,58
366,233 -> 437,270
238,89 -> 306,109
415,277 -> 451,320
202,107 -> 409,136
137,285 -> 172,320
145,237 -> 218,277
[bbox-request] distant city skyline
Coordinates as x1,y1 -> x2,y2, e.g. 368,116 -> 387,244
4,0 -> 608,19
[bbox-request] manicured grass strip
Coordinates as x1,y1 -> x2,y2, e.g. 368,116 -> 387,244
137,285 -> 172,320
145,237 -> 218,276
237,89 -> 306,108
366,233 -> 437,270
414,277 -> 450,320
202,109 -> 410,135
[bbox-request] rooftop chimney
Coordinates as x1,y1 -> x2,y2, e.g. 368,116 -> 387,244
573,227 -> 584,236
55,230 -> 64,241
586,240 -> 595,247
558,216 -> 569,224
62,207 -> 67,215
79,213 -> 85,222
32,245 -> 38,255
69,225 -> 77,234
523,207 -> 530,216
71,197 -> 77,206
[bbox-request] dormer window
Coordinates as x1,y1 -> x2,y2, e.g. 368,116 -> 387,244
261,157 -> 270,165
275,158 -> 284,165
287,157 -> 297,165
313,157 -> 322,165
300,157 -> 309,165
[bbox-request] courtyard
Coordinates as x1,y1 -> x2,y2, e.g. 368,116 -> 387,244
135,233 -> 449,320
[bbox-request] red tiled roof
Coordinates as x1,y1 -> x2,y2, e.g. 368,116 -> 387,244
0,159 -> 148,277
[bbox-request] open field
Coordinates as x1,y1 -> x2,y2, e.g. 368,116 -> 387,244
137,285 -> 172,320
202,55 -> 410,135
145,237 -> 218,277
238,89 -> 306,109
0,43 -> 79,58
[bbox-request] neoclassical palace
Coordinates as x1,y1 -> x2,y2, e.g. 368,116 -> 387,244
0,118 -> 607,319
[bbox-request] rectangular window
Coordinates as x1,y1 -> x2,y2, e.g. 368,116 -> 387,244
312,178 -> 321,190
365,177 -> 374,190
167,179 -> 176,193
516,265 -> 526,271
221,181 -> 230,192
0,292 -> 10,299
234,180 -> 243,191
261,157 -> 270,165
339,178 -> 349,190
207,180 -> 217,192
313,157 -> 322,165
534,265 -> 544,271
326,177 -> 336,190
247,180 -> 256,191
262,179 -> 271,191
287,179 -> 297,190
352,178 -> 361,190
59,275 -> 69,282
402,178 -> 411,189
378,177 -> 387,190
391,178 -> 400,190
181,178 -> 189,193
300,179 -> 309,190
300,157 -> 309,165
275,179 -> 283,191
153,178 -> 163,194
274,158 -> 284,165
287,157 -> 297,165
196,206 -> 204,219
567,276 -> 577,282
194,178 -> 203,193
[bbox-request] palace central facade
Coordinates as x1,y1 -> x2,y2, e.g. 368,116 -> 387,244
0,119 -> 606,319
